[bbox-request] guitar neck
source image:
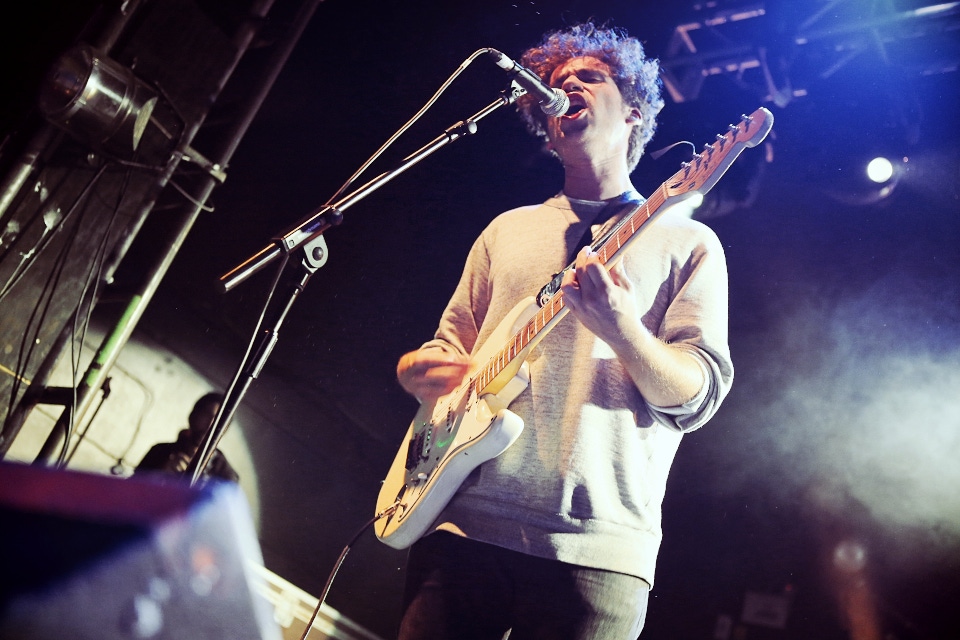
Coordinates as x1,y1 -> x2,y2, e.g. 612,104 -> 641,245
472,194 -> 659,396
472,107 -> 774,398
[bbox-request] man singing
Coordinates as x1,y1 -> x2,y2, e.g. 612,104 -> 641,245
394,22 -> 734,639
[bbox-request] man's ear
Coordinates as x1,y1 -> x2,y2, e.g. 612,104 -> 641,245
626,107 -> 642,125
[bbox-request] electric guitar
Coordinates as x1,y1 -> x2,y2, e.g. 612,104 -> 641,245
375,107 -> 775,549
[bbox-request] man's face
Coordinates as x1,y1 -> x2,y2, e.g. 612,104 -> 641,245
545,56 -> 638,163
189,401 -> 220,441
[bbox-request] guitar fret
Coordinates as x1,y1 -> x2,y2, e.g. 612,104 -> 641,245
476,175 -> 687,406
474,109 -> 770,397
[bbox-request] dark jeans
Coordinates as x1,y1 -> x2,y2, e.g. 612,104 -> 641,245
398,532 -> 649,640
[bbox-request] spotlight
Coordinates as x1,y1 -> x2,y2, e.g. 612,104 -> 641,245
822,151 -> 906,206
37,44 -> 159,158
832,539 -> 868,574
866,157 -> 895,183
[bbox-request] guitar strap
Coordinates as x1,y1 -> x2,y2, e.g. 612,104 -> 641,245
536,192 -> 646,307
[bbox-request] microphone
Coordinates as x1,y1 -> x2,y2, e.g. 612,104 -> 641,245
487,49 -> 569,117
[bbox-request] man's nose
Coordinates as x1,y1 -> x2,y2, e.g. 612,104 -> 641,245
561,76 -> 582,93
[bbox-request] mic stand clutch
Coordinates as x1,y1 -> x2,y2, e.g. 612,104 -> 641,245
186,88 -> 521,483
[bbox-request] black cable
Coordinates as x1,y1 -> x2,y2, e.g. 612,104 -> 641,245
3,163 -> 108,428
323,48 -> 490,208
299,505 -> 398,640
59,162 -> 133,467
188,247 -> 290,481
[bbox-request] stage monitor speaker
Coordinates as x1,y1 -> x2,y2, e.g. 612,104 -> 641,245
0,462 -> 282,640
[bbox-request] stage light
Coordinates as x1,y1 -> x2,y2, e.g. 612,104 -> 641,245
866,157 -> 895,183
37,44 -> 159,158
832,539 -> 868,573
821,151 -> 907,206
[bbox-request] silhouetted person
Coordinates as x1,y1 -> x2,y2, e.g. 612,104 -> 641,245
136,392 -> 239,483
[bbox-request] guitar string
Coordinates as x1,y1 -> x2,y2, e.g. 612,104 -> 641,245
436,112 -> 765,412
469,114 -> 754,398
471,136 -> 726,394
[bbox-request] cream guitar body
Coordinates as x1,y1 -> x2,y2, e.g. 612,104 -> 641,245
375,299 -> 538,549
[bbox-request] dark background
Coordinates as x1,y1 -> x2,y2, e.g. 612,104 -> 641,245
2,1 -> 959,638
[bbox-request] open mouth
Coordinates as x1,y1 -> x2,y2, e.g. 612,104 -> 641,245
561,92 -> 587,118
560,96 -> 587,119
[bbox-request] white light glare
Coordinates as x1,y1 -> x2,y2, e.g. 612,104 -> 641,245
686,192 -> 705,209
866,157 -> 894,183
670,192 -> 704,219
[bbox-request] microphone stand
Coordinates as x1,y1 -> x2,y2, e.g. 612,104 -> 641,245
186,88 -> 520,485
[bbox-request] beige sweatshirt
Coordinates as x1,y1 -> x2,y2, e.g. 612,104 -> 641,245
420,192 -> 734,586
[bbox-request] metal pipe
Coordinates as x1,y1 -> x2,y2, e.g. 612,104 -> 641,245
34,0 -> 325,464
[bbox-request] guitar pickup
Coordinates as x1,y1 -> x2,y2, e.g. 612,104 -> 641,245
405,430 -> 428,470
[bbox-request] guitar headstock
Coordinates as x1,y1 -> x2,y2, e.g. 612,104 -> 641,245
663,107 -> 774,203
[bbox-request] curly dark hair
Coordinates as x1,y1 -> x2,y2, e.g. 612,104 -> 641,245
517,22 -> 664,171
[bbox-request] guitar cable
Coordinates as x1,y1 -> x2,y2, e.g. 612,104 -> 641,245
298,501 -> 401,640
